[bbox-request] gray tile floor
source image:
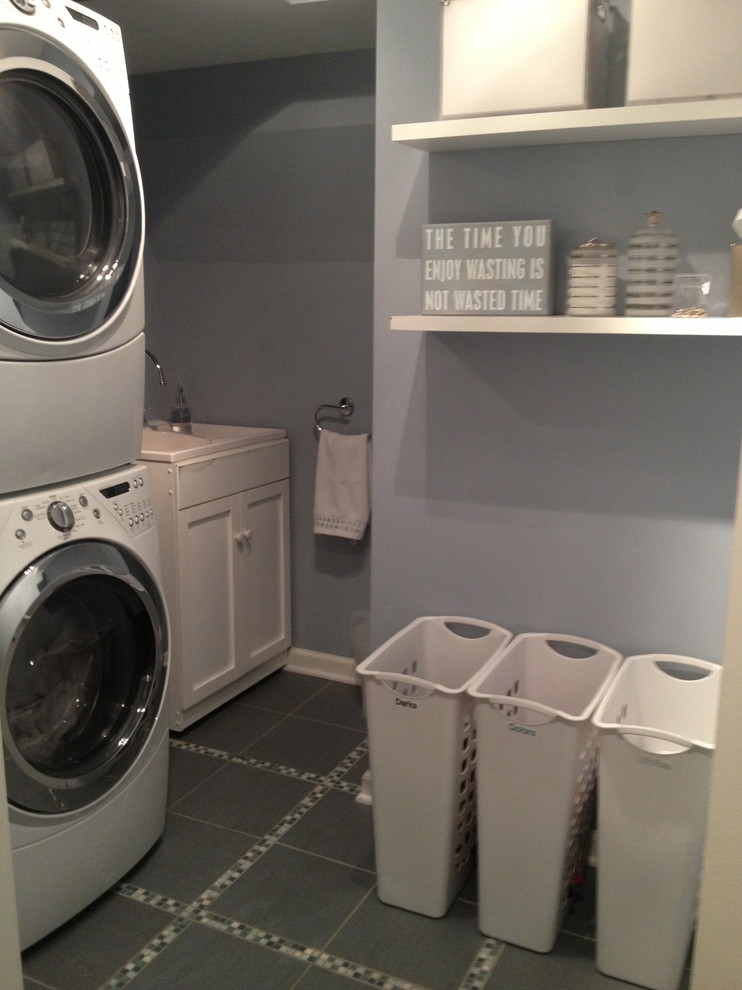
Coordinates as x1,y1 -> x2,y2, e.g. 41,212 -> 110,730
21,671 -> 690,990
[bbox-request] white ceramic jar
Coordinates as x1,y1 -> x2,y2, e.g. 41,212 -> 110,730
625,211 -> 679,317
566,238 -> 618,316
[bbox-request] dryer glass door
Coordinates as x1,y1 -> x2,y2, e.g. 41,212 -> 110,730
0,36 -> 143,340
1,542 -> 167,814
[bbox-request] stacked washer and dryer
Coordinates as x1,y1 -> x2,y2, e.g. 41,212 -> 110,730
0,0 -> 170,949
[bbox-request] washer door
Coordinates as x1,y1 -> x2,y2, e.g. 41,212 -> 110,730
0,27 -> 143,342
1,541 -> 167,814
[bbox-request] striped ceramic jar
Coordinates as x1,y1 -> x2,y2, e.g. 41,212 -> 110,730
625,211 -> 679,317
566,238 -> 618,316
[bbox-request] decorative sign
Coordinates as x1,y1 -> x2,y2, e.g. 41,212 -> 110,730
422,220 -> 554,315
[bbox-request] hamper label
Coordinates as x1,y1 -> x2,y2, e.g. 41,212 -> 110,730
509,722 -> 536,737
640,754 -> 672,770
422,220 -> 554,315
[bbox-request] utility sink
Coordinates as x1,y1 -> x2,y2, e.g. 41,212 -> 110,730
140,423 -> 286,463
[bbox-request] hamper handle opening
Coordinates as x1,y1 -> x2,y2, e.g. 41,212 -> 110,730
444,620 -> 496,639
487,696 -> 558,725
617,726 -> 694,755
653,659 -> 713,681
546,639 -> 597,660
379,676 -> 434,699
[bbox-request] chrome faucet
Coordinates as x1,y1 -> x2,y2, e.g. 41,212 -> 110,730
145,349 -> 166,387
144,349 -> 166,427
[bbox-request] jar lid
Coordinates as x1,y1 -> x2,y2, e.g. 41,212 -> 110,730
577,237 -> 615,249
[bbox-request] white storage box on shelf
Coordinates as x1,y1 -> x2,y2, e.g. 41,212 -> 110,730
468,633 -> 622,952
592,655 -> 722,990
440,0 -> 612,118
626,0 -> 742,105
357,616 -> 511,917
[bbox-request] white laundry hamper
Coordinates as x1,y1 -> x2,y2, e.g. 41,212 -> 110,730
468,633 -> 622,952
357,615 -> 511,917
592,654 -> 722,990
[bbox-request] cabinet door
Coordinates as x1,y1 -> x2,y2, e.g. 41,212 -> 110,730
239,479 -> 291,670
177,493 -> 242,708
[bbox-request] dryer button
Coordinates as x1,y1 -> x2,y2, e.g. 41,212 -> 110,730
21,508 -> 33,522
47,500 -> 75,533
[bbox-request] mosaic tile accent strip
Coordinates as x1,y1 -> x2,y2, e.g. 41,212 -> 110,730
97,914 -> 195,990
264,783 -> 333,841
197,907 -> 321,964
231,753 -> 326,782
192,783 -> 335,908
115,883 -> 189,916
101,733 -> 428,990
331,778 -> 362,796
198,911 -> 431,990
324,739 -> 370,779
103,895 -> 485,990
312,951 -> 429,989
170,737 -> 325,783
193,843 -> 277,909
169,738 -> 234,761
171,736 -> 369,790
457,938 -> 506,990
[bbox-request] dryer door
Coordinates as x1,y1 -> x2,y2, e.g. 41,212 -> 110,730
0,28 -> 143,344
0,541 -> 168,814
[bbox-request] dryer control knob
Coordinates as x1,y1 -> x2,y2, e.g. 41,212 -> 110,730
47,500 -> 75,533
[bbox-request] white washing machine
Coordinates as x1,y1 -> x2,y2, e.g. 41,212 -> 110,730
0,0 -> 146,495
0,462 -> 169,949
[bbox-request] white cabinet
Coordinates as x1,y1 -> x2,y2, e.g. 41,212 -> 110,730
142,437 -> 291,730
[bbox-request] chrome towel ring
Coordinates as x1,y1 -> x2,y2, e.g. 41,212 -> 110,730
314,397 -> 355,438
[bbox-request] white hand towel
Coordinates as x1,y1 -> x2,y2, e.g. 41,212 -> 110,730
314,429 -> 371,540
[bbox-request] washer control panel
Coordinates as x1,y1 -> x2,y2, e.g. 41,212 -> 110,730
9,467 -> 156,546
9,0 -> 36,15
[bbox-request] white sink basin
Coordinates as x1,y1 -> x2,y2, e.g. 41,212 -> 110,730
140,423 -> 286,462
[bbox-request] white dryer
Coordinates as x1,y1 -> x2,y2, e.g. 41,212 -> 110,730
0,0 -> 146,494
0,462 -> 169,949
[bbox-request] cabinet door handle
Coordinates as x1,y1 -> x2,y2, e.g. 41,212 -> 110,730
235,529 -> 253,548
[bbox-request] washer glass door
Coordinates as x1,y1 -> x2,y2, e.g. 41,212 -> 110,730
0,33 -> 143,340
1,542 -> 167,814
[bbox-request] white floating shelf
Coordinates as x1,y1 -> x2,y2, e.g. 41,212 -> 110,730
392,99 -> 742,151
390,315 -> 742,336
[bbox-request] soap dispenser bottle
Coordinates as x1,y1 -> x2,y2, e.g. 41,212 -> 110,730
170,386 -> 192,433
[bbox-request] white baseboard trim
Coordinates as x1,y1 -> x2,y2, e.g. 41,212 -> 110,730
285,647 -> 360,684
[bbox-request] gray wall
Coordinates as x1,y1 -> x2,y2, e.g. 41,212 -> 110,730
131,50 -> 375,659
372,0 -> 742,662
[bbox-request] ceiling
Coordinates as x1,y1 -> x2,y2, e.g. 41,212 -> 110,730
79,0 -> 377,75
